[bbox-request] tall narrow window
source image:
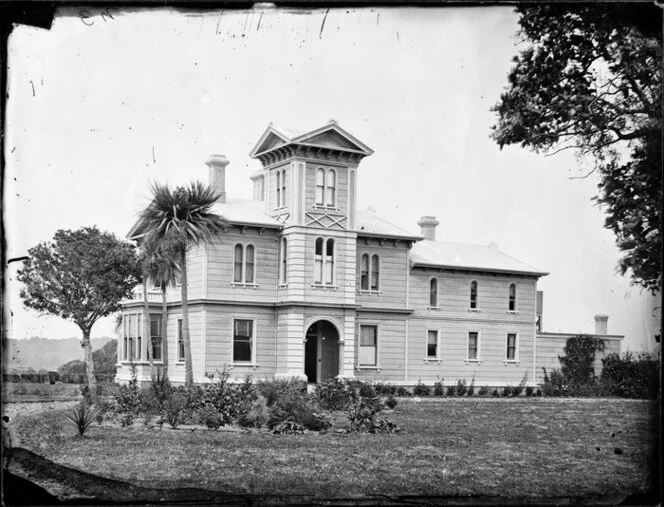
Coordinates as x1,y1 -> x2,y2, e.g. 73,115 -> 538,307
280,238 -> 288,284
359,325 -> 378,367
234,244 -> 243,283
281,169 -> 287,207
508,283 -> 516,311
151,315 -> 162,361
276,170 -> 281,207
177,319 -> 184,361
470,281 -> 478,309
233,319 -> 253,363
314,238 -> 323,283
245,245 -> 255,283
370,255 -> 379,290
430,278 -> 438,307
315,168 -> 325,205
427,330 -> 439,359
136,314 -> 142,361
325,239 -> 334,284
360,254 -> 369,290
326,170 -> 336,206
468,331 -> 479,360
506,333 -> 517,360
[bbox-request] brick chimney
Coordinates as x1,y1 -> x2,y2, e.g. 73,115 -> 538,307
206,154 -> 229,203
594,314 -> 608,335
417,216 -> 439,241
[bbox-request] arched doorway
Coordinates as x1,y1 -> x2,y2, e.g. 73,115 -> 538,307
304,320 -> 339,383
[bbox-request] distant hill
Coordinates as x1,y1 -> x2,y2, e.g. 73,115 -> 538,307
4,337 -> 116,372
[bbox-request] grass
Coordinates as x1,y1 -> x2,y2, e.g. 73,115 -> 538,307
9,397 -> 658,501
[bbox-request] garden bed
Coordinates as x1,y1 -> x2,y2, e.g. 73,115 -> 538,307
6,397 -> 658,503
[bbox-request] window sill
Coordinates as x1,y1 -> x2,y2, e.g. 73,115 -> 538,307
464,359 -> 482,365
503,360 -> 520,365
311,284 -> 338,290
356,366 -> 381,371
313,205 -> 340,212
278,283 -> 289,289
423,359 -> 442,365
120,360 -> 163,365
506,311 -> 519,315
428,306 -> 441,311
229,363 -> 259,370
467,308 -> 481,313
274,205 -> 288,211
358,290 -> 382,296
230,283 -> 259,288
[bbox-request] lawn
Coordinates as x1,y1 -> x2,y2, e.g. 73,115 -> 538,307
7,397 -> 658,503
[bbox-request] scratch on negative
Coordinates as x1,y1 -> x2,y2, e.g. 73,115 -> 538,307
216,10 -> 224,35
257,11 -> 263,31
30,81 -> 35,97
152,146 -> 156,163
319,9 -> 329,39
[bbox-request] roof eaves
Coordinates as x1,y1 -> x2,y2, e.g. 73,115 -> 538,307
411,261 -> 549,277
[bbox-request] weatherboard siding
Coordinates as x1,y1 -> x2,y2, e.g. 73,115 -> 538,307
356,242 -> 409,309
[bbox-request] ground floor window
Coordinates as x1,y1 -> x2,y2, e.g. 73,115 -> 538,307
233,319 -> 254,363
467,331 -> 479,361
359,325 -> 378,367
427,330 -> 439,359
151,315 -> 162,361
506,333 -> 517,361
123,314 -> 142,361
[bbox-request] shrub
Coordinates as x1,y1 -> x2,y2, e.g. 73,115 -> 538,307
502,385 -> 513,397
268,391 -> 330,432
271,421 -> 307,435
446,384 -> 456,396
491,388 -> 499,397
374,383 -> 397,396
115,378 -> 143,427
413,380 -> 430,396
385,395 -> 398,409
359,383 -> 377,399
525,386 -> 534,397
202,369 -> 243,426
315,378 -> 357,410
455,379 -> 467,397
396,386 -> 411,397
94,398 -> 114,425
467,376 -> 476,396
541,368 -> 567,396
198,405 -> 222,430
258,379 -> 306,408
433,377 -> 445,396
513,371 -> 528,397
347,397 -> 399,434
150,370 -> 173,409
164,391 -> 188,429
237,395 -> 270,429
478,385 -> 490,396
600,352 -> 660,399
559,335 -> 605,386
64,401 -> 98,437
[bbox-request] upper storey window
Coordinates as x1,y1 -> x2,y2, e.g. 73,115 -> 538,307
430,278 -> 438,308
279,237 -> 288,285
360,253 -> 380,291
508,283 -> 516,311
470,280 -> 478,309
275,169 -> 286,208
314,237 -> 335,285
233,244 -> 255,284
315,167 -> 336,207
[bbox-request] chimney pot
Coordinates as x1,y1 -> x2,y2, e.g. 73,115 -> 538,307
594,314 -> 608,335
206,154 -> 229,203
417,215 -> 439,241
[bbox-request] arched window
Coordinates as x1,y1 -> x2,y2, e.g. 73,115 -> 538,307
234,244 -> 244,283
360,253 -> 369,290
371,254 -> 379,290
470,281 -> 478,309
245,245 -> 255,283
326,170 -> 336,206
325,239 -> 334,284
314,237 -> 324,283
280,238 -> 288,284
315,168 -> 325,205
234,244 -> 256,284
508,283 -> 516,311
430,278 -> 438,308
281,169 -> 287,206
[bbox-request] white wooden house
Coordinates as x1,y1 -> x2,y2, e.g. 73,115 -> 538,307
117,121 -> 622,386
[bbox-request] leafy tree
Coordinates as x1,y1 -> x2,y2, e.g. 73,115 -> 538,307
492,4 -> 662,294
58,340 -> 118,381
18,227 -> 141,392
558,335 -> 605,386
139,182 -> 228,386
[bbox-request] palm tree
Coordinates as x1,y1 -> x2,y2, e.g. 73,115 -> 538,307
140,182 -> 228,386
144,240 -> 181,377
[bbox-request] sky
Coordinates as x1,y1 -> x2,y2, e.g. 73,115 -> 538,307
4,6 -> 660,352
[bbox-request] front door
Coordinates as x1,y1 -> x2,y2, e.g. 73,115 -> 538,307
304,321 -> 339,383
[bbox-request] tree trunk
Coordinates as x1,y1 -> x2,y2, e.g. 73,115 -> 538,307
81,328 -> 97,394
143,278 -> 154,377
161,283 -> 169,377
180,248 -> 194,387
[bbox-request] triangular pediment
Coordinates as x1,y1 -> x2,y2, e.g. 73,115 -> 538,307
300,130 -> 361,151
249,127 -> 292,157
